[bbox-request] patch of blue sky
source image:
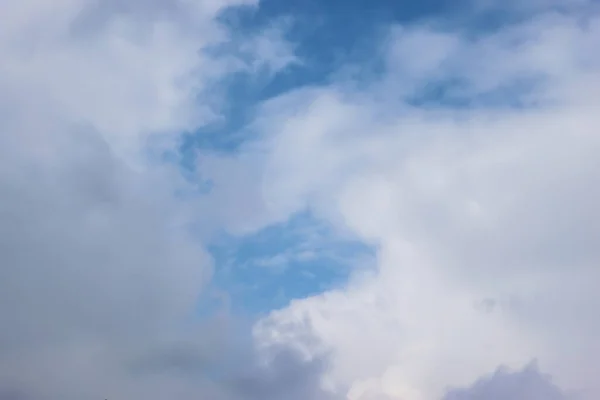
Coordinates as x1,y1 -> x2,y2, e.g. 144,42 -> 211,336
199,210 -> 375,315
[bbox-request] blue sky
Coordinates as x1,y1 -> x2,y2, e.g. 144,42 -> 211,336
203,210 -> 374,314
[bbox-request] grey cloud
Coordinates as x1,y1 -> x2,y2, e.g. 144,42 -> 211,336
0,1 -> 301,400
442,363 -> 568,400
0,80 -> 330,400
0,389 -> 26,400
0,125 -> 210,399
120,336 -> 339,400
228,348 -> 338,400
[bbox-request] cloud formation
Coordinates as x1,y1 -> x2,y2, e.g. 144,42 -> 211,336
237,4 -> 600,400
0,1 -> 311,400
2,0 -> 599,399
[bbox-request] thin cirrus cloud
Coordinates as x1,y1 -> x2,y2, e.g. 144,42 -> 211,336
1,1 -> 599,400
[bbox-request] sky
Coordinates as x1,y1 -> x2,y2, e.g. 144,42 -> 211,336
1,0 -> 599,400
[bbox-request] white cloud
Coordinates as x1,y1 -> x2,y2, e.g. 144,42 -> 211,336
244,7 -> 600,400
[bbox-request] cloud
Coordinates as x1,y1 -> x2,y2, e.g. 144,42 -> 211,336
122,324 -> 340,400
0,0 -> 304,399
221,5 -> 600,400
442,363 -> 568,400
226,347 -> 340,400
